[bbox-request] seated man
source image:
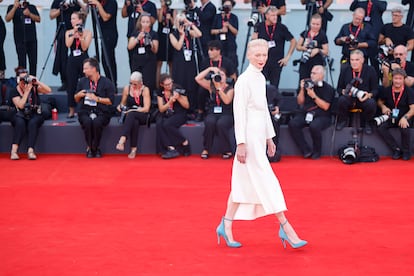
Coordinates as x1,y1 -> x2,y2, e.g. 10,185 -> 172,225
381,45 -> 414,88
266,84 -> 282,162
336,49 -> 378,134
74,58 -> 115,158
376,68 -> 414,160
288,65 -> 334,159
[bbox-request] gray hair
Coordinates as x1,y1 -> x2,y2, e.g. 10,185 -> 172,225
130,71 -> 143,83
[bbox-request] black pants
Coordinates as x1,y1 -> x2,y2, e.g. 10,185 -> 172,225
101,35 -> 118,87
377,121 -> 412,154
203,113 -> 233,153
263,63 -> 282,89
66,53 -> 88,108
131,55 -> 157,93
121,111 -> 148,148
288,113 -> 331,155
15,40 -> 37,76
78,112 -> 110,151
12,113 -> 44,149
336,96 -> 377,122
197,87 -> 209,111
0,16 -> 6,71
156,113 -> 187,153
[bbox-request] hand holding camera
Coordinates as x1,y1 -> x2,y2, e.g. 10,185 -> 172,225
343,77 -> 369,102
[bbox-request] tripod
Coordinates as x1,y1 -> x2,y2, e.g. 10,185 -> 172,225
240,6 -> 262,72
89,4 -> 115,84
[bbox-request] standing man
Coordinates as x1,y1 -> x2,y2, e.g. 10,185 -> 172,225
5,0 -> 41,76
301,0 -> 333,33
74,58 -> 115,158
198,0 -> 217,56
88,0 -> 118,88
288,65 -> 334,160
0,0 -> 6,78
50,0 -> 86,91
252,5 -> 296,89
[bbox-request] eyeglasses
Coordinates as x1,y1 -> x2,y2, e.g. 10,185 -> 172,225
130,82 -> 139,86
394,53 -> 404,56
163,82 -> 173,86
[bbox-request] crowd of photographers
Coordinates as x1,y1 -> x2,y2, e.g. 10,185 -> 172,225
0,0 -> 414,161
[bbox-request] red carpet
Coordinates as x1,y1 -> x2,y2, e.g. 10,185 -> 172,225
0,154 -> 413,275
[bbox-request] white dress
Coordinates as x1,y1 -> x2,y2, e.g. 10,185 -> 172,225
231,64 -> 287,220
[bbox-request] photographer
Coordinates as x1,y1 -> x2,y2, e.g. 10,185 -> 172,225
336,50 -> 378,134
10,69 -> 52,160
288,65 -> 334,159
50,0 -> 87,91
156,74 -> 191,159
301,0 -> 333,33
122,0 -> 157,71
296,14 -> 329,82
266,84 -> 282,162
197,0 -> 217,55
65,11 -> 92,118
378,6 -> 414,55
251,5 -> 296,89
127,13 -> 159,93
195,66 -> 234,159
211,0 -> 239,69
334,8 -> 376,69
169,13 -> 202,112
6,0 -> 41,76
376,68 -> 414,160
115,72 -> 151,159
88,0 -> 118,87
244,0 -> 286,23
0,0 -> 6,78
381,45 -> 414,88
74,58 -> 115,158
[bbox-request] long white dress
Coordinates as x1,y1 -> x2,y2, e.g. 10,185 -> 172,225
231,64 -> 287,220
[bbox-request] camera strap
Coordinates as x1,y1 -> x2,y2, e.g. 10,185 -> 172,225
210,57 -> 222,68
392,86 -> 405,109
348,23 -> 362,38
352,70 -> 362,80
265,23 -> 276,41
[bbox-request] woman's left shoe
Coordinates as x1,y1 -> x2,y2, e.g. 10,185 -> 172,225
181,143 -> 191,157
128,149 -> 137,159
222,152 -> 233,159
27,148 -> 37,160
279,221 -> 307,249
216,217 -> 242,248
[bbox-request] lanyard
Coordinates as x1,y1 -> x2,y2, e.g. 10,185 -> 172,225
366,0 -> 373,17
215,92 -> 221,106
307,30 -> 317,41
352,70 -> 362,79
392,86 -> 405,109
265,23 -> 276,41
221,14 -> 230,26
133,87 -> 142,106
349,23 -> 362,38
183,34 -> 190,50
89,79 -> 98,91
210,57 -> 222,68
75,38 -> 81,50
164,92 -> 173,109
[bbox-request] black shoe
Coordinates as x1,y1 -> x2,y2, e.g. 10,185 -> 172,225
195,113 -> 204,122
161,149 -> 179,159
392,149 -> 402,160
335,118 -> 347,131
181,143 -> 191,156
402,152 -> 411,161
57,84 -> 66,91
303,151 -> 312,158
95,149 -> 102,158
86,149 -> 94,158
311,152 -> 321,160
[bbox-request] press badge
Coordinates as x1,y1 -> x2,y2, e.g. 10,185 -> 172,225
184,49 -> 192,61
162,27 -> 170,34
268,41 -> 276,48
305,112 -> 314,124
220,33 -> 227,41
25,17 -> 32,24
138,47 -> 146,54
364,16 -> 371,22
73,49 -> 81,57
214,106 -> 223,113
131,12 -> 139,19
84,95 -> 97,107
392,108 -> 400,118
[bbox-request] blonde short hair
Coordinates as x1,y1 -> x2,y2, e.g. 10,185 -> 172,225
247,39 -> 269,54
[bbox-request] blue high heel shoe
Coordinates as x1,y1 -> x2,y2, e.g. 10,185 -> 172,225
279,220 -> 308,249
216,217 -> 242,248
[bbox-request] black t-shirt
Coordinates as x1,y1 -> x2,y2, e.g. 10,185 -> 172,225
76,76 -> 115,114
10,87 -> 41,111
349,0 -> 387,36
51,0 -> 81,31
199,56 -> 236,77
380,23 -> 414,47
299,29 -> 328,64
335,23 -> 376,58
379,86 -> 414,120
156,89 -> 188,116
198,2 -> 217,43
302,81 -> 335,118
212,13 -> 238,52
7,4 -> 39,42
205,85 -> 233,115
255,22 -> 293,60
337,64 -> 379,97
98,0 -> 118,38
126,0 -> 157,37
130,29 -> 159,53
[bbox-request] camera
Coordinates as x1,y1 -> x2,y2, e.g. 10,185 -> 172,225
340,143 -> 359,164
211,73 -> 222,82
373,114 -> 390,126
346,34 -> 359,48
20,75 -> 36,85
85,89 -> 96,94
304,79 -> 315,89
300,40 -> 316,64
268,104 -> 281,120
76,24 -> 84,33
174,88 -> 186,95
220,5 -> 231,14
131,0 -> 143,6
247,12 -> 259,27
118,105 -> 128,124
179,20 -> 185,27
60,0 -> 77,8
142,32 -> 152,47
20,0 -> 29,9
344,77 -> 367,101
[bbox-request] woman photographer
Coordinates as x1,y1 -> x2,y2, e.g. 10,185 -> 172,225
128,13 -> 159,93
10,69 -> 52,160
296,13 -> 329,83
156,73 -> 191,159
195,66 -> 234,159
115,71 -> 151,159
65,11 -> 92,118
169,12 -> 202,112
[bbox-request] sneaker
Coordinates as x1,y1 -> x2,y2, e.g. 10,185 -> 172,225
161,149 -> 179,159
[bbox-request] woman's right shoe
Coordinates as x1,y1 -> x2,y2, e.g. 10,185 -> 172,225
216,217 -> 242,248
201,150 -> 209,159
181,143 -> 191,157
279,221 -> 307,249
10,151 -> 20,160
27,149 -> 37,160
